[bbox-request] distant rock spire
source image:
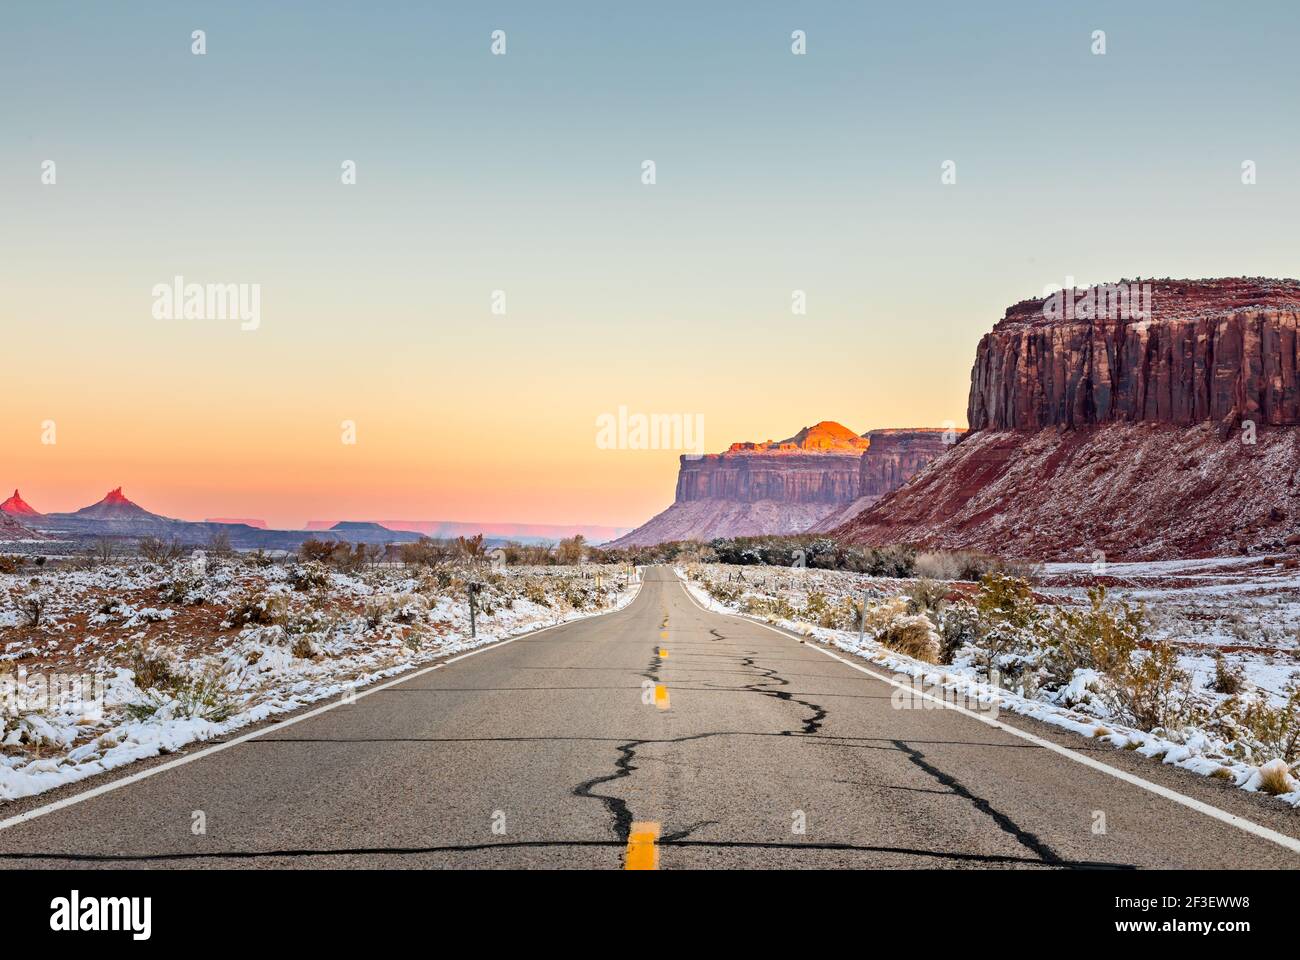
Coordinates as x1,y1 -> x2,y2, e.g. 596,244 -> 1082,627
0,489 -> 41,516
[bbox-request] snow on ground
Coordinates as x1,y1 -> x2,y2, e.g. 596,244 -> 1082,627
677,561 -> 1300,809
0,558 -> 640,803
1037,556 -> 1300,703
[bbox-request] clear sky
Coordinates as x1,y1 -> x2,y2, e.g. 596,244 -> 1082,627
3,1 -> 1297,528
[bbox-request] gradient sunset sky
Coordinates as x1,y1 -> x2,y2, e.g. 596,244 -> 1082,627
3,1 -> 1298,529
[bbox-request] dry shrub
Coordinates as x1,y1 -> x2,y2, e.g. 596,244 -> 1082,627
1044,588 -> 1143,682
1254,759 -> 1297,796
298,538 -> 339,564
914,550 -> 1002,582
229,591 -> 290,627
976,574 -> 1040,631
1219,682 -> 1300,764
126,666 -> 236,723
0,555 -> 26,575
802,591 -> 831,624
160,570 -> 205,604
18,592 -> 46,627
1116,641 -> 1194,731
400,538 -> 450,568
288,562 -> 331,591
1210,654 -> 1245,695
1045,588 -> 1192,732
742,595 -> 797,621
935,601 -> 980,664
128,641 -> 176,692
905,578 -> 948,614
360,593 -> 429,629
879,617 -> 941,663
298,538 -> 376,572
290,635 -> 317,659
862,597 -> 940,663
138,537 -> 185,564
242,549 -> 275,569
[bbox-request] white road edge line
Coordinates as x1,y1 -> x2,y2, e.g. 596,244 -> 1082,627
0,573 -> 646,834
676,573 -> 1300,857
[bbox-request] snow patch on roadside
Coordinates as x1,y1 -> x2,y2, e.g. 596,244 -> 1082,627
676,569 -> 1300,810
0,567 -> 641,804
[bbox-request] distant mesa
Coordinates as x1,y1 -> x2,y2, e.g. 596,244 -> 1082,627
304,520 -> 399,534
1,489 -> 42,517
7,491 -> 416,549
206,518 -> 269,529
308,519 -> 631,544
328,521 -> 396,534
609,421 -> 954,547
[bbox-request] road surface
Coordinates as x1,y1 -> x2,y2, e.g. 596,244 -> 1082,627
2,566 -> 1299,869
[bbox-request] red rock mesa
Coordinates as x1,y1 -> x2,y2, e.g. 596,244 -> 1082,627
834,278 -> 1300,560
610,421 -> 952,546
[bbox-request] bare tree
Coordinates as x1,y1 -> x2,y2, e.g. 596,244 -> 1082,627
139,536 -> 185,564
19,592 -> 46,627
208,530 -> 234,557
557,535 -> 587,565
93,537 -> 117,565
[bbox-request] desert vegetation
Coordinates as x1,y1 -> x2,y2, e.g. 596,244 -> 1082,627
589,534 -> 1036,580
683,560 -> 1300,802
0,544 -> 638,802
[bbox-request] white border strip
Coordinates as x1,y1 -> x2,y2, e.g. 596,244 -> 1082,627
0,574 -> 645,834
676,574 -> 1300,857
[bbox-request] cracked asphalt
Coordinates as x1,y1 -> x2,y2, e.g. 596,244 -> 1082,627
3,566 -> 1300,869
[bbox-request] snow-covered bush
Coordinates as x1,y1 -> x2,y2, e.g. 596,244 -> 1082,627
19,592 -> 47,627
861,597 -> 940,663
288,561 -> 331,592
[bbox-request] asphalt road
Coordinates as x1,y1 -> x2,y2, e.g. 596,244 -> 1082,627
3,566 -> 1299,869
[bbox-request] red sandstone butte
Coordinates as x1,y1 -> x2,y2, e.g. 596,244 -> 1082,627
835,278 -> 1300,560
610,421 -> 951,547
70,487 -> 160,520
969,277 -> 1300,434
0,489 -> 41,517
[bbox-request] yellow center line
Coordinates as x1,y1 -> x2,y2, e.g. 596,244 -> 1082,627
654,684 -> 670,709
658,647 -> 668,658
624,821 -> 661,870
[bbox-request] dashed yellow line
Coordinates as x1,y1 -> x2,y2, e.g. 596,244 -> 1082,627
654,684 -> 670,710
624,821 -> 661,869
658,647 -> 668,658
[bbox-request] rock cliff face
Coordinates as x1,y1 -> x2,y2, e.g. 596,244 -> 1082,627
0,513 -> 42,541
675,452 -> 863,505
610,421 -> 951,547
837,278 -> 1300,560
968,278 -> 1300,433
809,429 -> 962,532
859,429 -> 958,496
